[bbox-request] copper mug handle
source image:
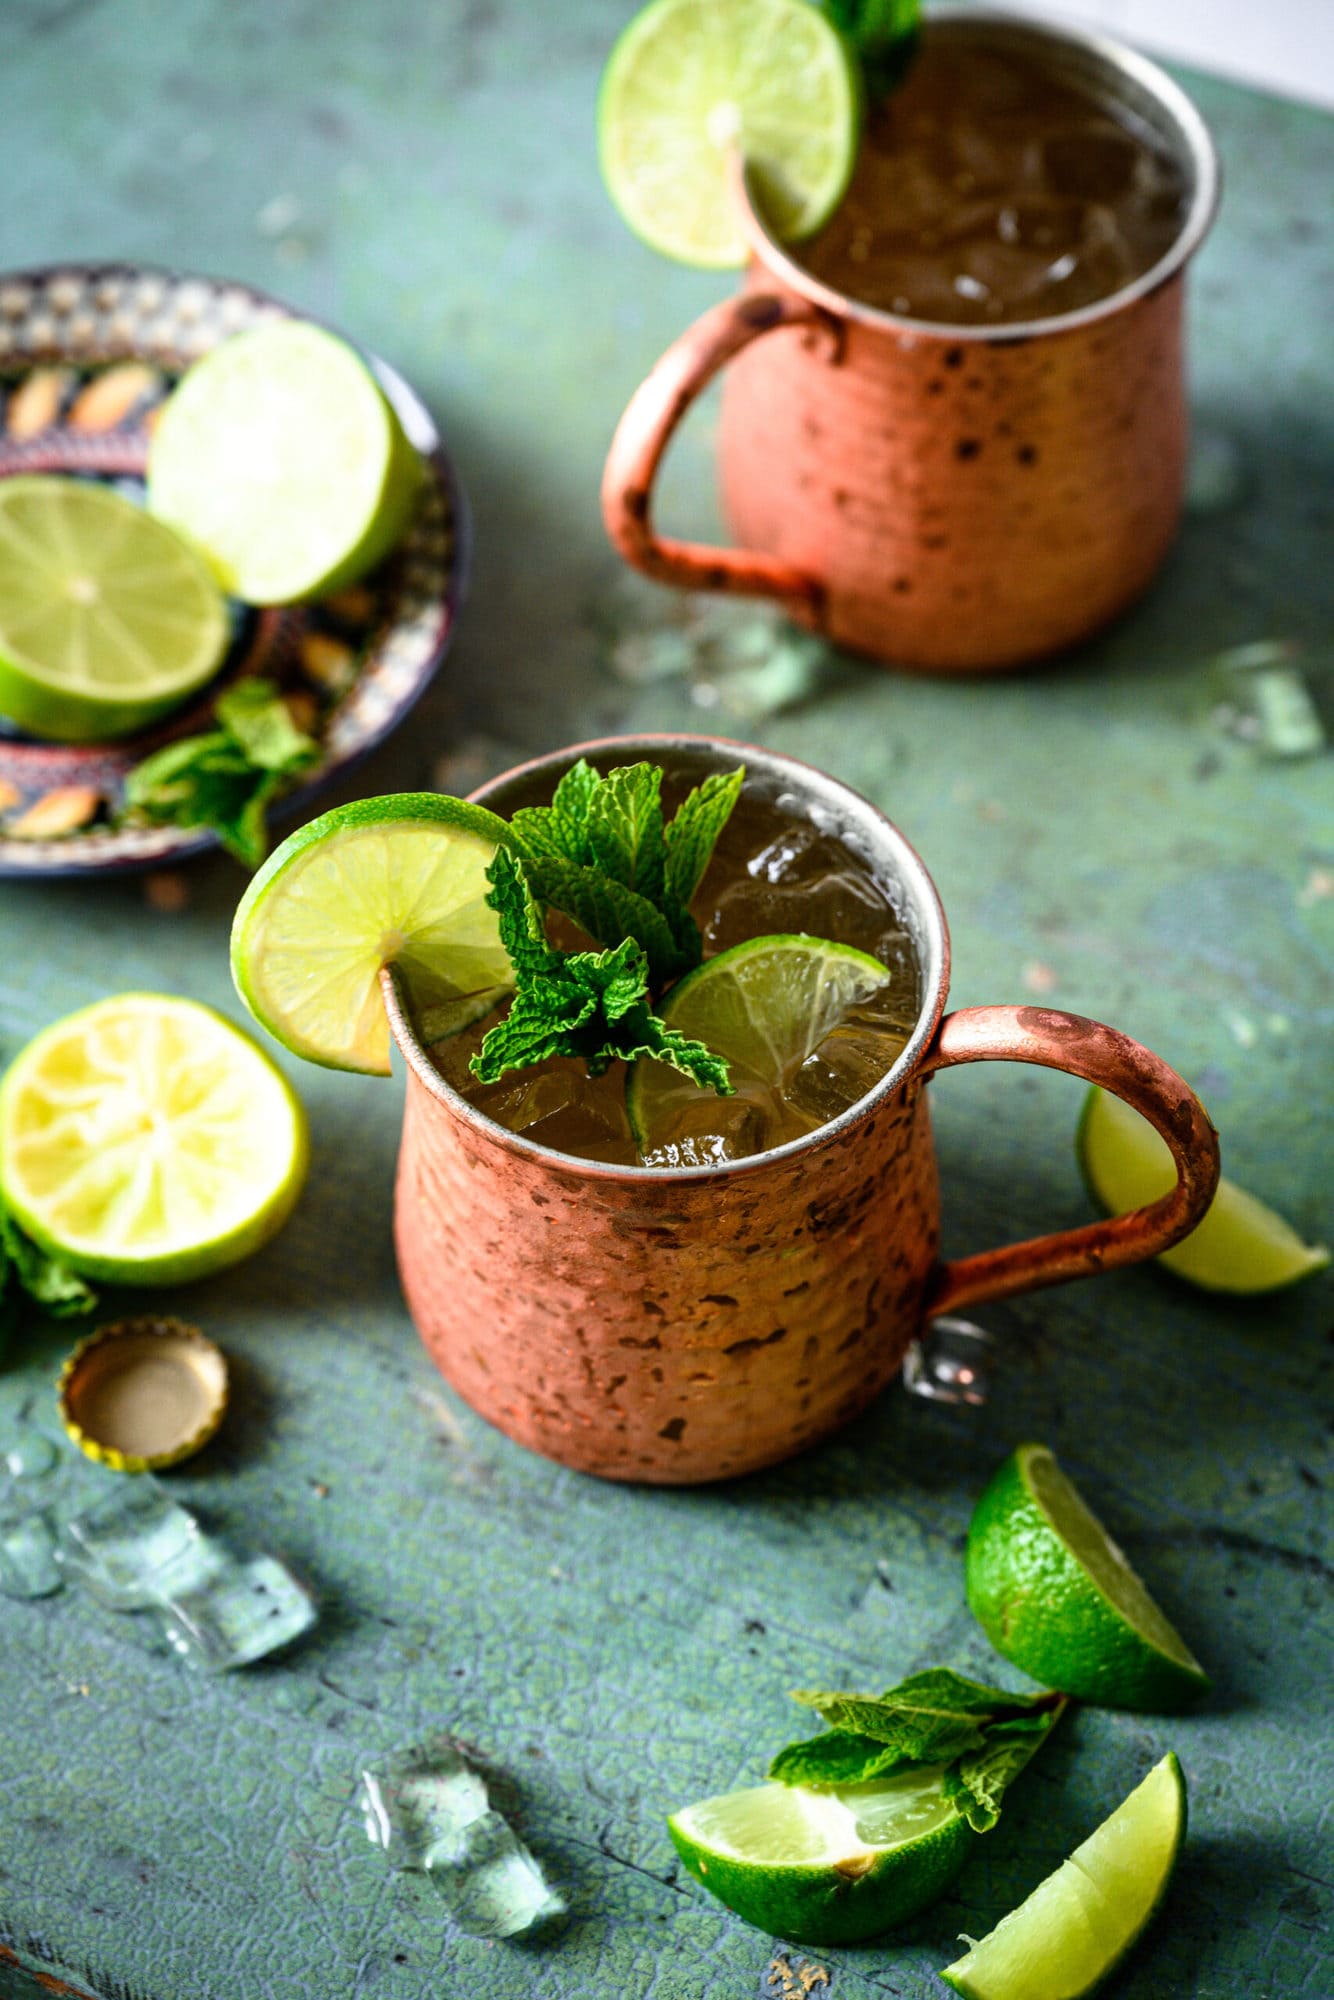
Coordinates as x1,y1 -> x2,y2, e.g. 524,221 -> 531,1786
601,292 -> 829,621
920,1006 -> 1220,1318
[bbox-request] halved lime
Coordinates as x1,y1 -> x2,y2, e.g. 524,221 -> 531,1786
1078,1085 -> 1328,1293
941,1754 -> 1187,1999
231,794 -> 518,1076
0,993 -> 308,1285
0,476 -> 229,743
597,0 -> 862,268
627,932 -> 889,1155
147,320 -> 423,604
966,1444 -> 1208,1712
668,1763 -> 973,1944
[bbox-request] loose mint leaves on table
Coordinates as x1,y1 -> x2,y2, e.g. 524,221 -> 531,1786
469,848 -> 732,1094
0,1197 -> 96,1347
770,1667 -> 1068,1832
122,678 -> 320,868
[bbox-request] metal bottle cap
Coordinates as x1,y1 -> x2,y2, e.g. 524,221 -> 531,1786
57,1317 -> 228,1473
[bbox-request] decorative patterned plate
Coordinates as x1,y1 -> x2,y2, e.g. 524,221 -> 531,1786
0,263 -> 469,878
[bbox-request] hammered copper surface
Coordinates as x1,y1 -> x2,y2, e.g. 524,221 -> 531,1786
395,1062 -> 940,1483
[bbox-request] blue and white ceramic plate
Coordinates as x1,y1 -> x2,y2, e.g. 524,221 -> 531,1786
0,263 -> 469,878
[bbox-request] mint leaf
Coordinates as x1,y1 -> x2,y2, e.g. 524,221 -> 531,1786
943,1704 -> 1067,1833
0,1201 -> 97,1341
770,1670 -> 1065,1809
121,680 -> 319,869
525,857 -> 687,986
509,758 -> 600,864
818,0 -> 920,94
470,855 -> 731,1094
663,766 -> 745,917
585,763 -> 667,906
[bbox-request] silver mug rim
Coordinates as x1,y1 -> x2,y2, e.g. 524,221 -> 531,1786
384,733 -> 953,1183
739,6 -> 1223,343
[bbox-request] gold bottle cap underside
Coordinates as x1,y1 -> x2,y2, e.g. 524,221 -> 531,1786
58,1317 -> 229,1472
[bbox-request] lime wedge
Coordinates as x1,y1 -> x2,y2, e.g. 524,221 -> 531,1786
942,1754 -> 1187,1999
966,1444 -> 1208,1712
0,993 -> 308,1285
1078,1085 -> 1328,1293
0,476 -> 229,743
668,1763 -> 973,1945
231,794 -> 517,1076
627,932 -> 889,1155
147,320 -> 423,604
597,0 -> 861,268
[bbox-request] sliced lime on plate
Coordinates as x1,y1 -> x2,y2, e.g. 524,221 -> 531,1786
1078,1085 -> 1328,1293
597,0 -> 862,268
231,794 -> 517,1075
0,993 -> 307,1285
966,1444 -> 1208,1712
669,1762 -> 973,1944
0,476 -> 229,743
942,1754 -> 1187,1999
148,320 -> 423,604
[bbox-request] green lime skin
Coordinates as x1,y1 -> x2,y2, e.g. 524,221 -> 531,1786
966,1447 -> 1209,1712
667,1806 -> 973,1947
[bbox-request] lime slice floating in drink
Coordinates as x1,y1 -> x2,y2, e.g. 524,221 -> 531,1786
941,1754 -> 1187,2000
0,993 -> 308,1285
668,1763 -> 973,1945
597,0 -> 862,268
148,320 -> 424,604
231,794 -> 518,1076
0,476 -> 229,743
627,932 -> 889,1154
966,1444 -> 1209,1711
1078,1085 -> 1328,1292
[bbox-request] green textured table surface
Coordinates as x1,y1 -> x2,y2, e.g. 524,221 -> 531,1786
1,5 -> 1331,1998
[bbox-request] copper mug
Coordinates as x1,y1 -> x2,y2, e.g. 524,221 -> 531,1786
387,735 -> 1219,1484
602,11 -> 1220,672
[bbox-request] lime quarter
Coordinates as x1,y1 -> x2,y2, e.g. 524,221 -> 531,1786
668,1763 -> 973,1945
0,476 -> 229,743
597,0 -> 862,268
230,793 -> 518,1076
0,993 -> 308,1286
1078,1084 -> 1329,1293
941,1754 -> 1187,2000
148,320 -> 423,604
966,1444 -> 1209,1711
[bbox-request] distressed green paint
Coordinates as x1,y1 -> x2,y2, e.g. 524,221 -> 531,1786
0,3 -> 1330,1997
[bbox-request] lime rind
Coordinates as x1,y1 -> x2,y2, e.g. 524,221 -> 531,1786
0,477 -> 230,742
231,793 -> 517,1075
941,1754 -> 1186,2000
1077,1085 -> 1328,1293
668,1765 -> 974,1945
147,320 -> 424,605
0,993 -> 308,1285
597,0 -> 862,269
966,1445 -> 1208,1712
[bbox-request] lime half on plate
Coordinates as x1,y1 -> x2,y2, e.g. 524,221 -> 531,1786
0,476 -> 229,743
598,0 -> 862,267
148,320 -> 424,604
231,794 -> 517,1075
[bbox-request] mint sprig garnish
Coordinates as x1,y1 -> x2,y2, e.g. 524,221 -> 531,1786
469,849 -> 732,1094
769,1668 -> 1066,1833
122,679 -> 320,869
1,1197 -> 97,1344
820,0 -> 920,96
510,759 -> 744,979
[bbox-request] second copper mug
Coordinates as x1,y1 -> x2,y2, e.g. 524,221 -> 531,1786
602,10 -> 1220,672
388,735 -> 1220,1484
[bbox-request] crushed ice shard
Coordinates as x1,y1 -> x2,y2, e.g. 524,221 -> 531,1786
359,1732 -> 565,1939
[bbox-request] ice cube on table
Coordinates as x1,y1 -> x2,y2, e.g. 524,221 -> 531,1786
359,1735 -> 565,1938
62,1482 -> 203,1609
159,1551 -> 318,1672
903,1317 -> 994,1406
360,1735 -> 489,1870
0,1509 -> 62,1599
